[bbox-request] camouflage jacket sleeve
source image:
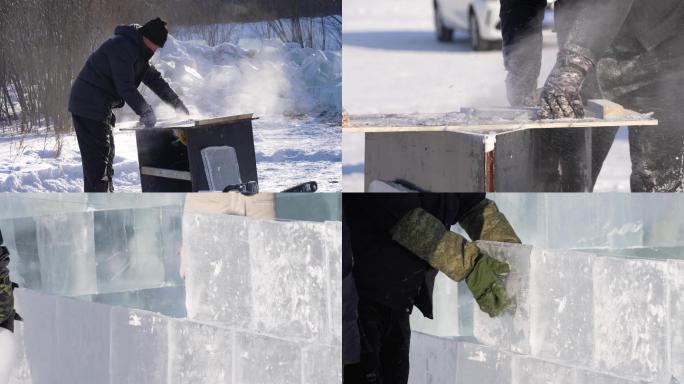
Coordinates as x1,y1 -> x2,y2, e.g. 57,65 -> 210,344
0,246 -> 14,325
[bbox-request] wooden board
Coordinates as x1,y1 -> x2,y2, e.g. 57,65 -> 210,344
119,113 -> 256,131
344,100 -> 657,135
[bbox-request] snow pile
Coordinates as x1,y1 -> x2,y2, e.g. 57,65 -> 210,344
121,34 -> 341,121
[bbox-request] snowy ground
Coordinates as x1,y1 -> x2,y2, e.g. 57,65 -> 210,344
342,0 -> 631,192
0,20 -> 341,192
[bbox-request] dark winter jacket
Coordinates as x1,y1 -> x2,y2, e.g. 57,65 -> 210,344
343,193 -> 485,319
69,25 -> 179,122
0,245 -> 18,332
501,0 -> 684,87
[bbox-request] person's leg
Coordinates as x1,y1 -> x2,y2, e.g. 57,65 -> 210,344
380,309 -> 411,384
0,327 -> 17,384
529,130 -> 562,191
344,299 -> 389,384
72,114 -> 114,192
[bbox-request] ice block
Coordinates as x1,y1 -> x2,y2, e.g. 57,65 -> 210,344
410,272 -> 459,337
455,340 -> 513,383
234,332 -> 301,384
473,241 -> 533,354
302,344 -> 342,384
593,256 -> 669,381
512,355 -> 575,384
12,289 -> 57,384
110,306 -> 170,383
408,332 -> 460,384
670,259 -> 684,383
530,249 -> 594,366
169,319 -> 233,384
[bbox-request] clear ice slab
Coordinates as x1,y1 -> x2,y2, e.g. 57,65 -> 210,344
670,259 -> 684,383
512,355 -> 575,384
235,332 -> 301,384
472,241 -> 533,354
410,272 -> 459,337
455,340 -> 512,384
408,332 -> 460,384
169,320 -> 233,384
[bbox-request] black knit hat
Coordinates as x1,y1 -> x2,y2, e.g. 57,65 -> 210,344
140,17 -> 168,48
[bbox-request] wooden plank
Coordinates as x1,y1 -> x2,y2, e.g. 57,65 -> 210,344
195,113 -> 255,126
140,166 -> 192,181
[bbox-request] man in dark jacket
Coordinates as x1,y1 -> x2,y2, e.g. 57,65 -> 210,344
69,17 -> 190,192
501,0 -> 684,191
343,193 -> 520,384
0,228 -> 20,333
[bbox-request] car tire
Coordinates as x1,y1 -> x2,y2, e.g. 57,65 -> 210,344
469,11 -> 490,51
434,3 -> 454,42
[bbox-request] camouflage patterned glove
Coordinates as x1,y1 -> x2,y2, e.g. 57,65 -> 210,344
459,199 -> 521,244
390,208 -> 481,282
466,254 -> 511,317
539,48 -> 594,119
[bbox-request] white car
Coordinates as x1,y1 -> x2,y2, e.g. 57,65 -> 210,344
434,0 -> 554,51
434,0 -> 502,50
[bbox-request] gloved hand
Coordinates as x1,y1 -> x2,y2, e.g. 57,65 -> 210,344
140,105 -> 157,128
539,49 -> 594,119
466,254 -> 511,317
170,97 -> 190,116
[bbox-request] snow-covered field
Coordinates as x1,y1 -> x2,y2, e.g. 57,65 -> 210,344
0,20 -> 341,192
342,0 -> 630,192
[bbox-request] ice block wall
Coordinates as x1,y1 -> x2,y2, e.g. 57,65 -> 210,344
411,242 -> 683,384
183,213 -> 342,381
0,206 -> 184,297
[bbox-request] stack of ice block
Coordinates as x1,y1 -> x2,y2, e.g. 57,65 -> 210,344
0,206 -> 184,298
409,241 -> 684,384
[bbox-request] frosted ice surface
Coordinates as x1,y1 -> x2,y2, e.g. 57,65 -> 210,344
83,286 -> 187,318
35,212 -> 97,295
184,213 -> 252,328
408,332 -> 459,384
473,241 -> 533,354
593,256 -> 669,381
302,344 -> 342,384
12,289 -> 57,384
235,332 -> 301,384
8,217 -> 42,290
410,272 -> 459,337
248,219 -> 328,341
8,321 -> 31,384
455,340 -> 512,384
325,221 -> 343,343
670,259 -> 684,383
530,249 -> 594,366
55,297 -> 111,383
512,355 -> 575,384
110,306 -> 169,383
574,369 -> 641,384
169,320 -> 232,384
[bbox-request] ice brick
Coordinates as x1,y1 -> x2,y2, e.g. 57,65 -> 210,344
512,355 -> 575,384
530,250 -> 594,366
235,332 -> 301,384
55,296 -> 111,384
325,221 -> 343,343
455,340 -> 512,384
410,272 -> 459,337
13,289 -> 58,384
110,306 -> 169,383
408,332 -> 460,384
473,241 -> 533,354
574,369 -> 641,384
593,256 -> 669,381
670,259 -> 684,382
93,207 -> 167,293
10,217 -> 42,290
183,213 -> 252,328
35,212 -> 97,295
248,219 -> 328,341
302,344 -> 341,384
83,286 -> 187,318
9,321 -> 31,384
169,319 -> 233,384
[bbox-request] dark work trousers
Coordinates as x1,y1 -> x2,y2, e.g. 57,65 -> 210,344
343,298 -> 411,384
73,114 -> 115,192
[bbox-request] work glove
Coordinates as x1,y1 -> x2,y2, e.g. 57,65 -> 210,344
140,105 -> 157,128
170,97 -> 190,116
539,48 -> 594,119
458,199 -> 521,244
389,207 -> 512,317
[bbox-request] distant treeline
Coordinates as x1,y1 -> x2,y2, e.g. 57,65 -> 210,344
0,0 -> 340,151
